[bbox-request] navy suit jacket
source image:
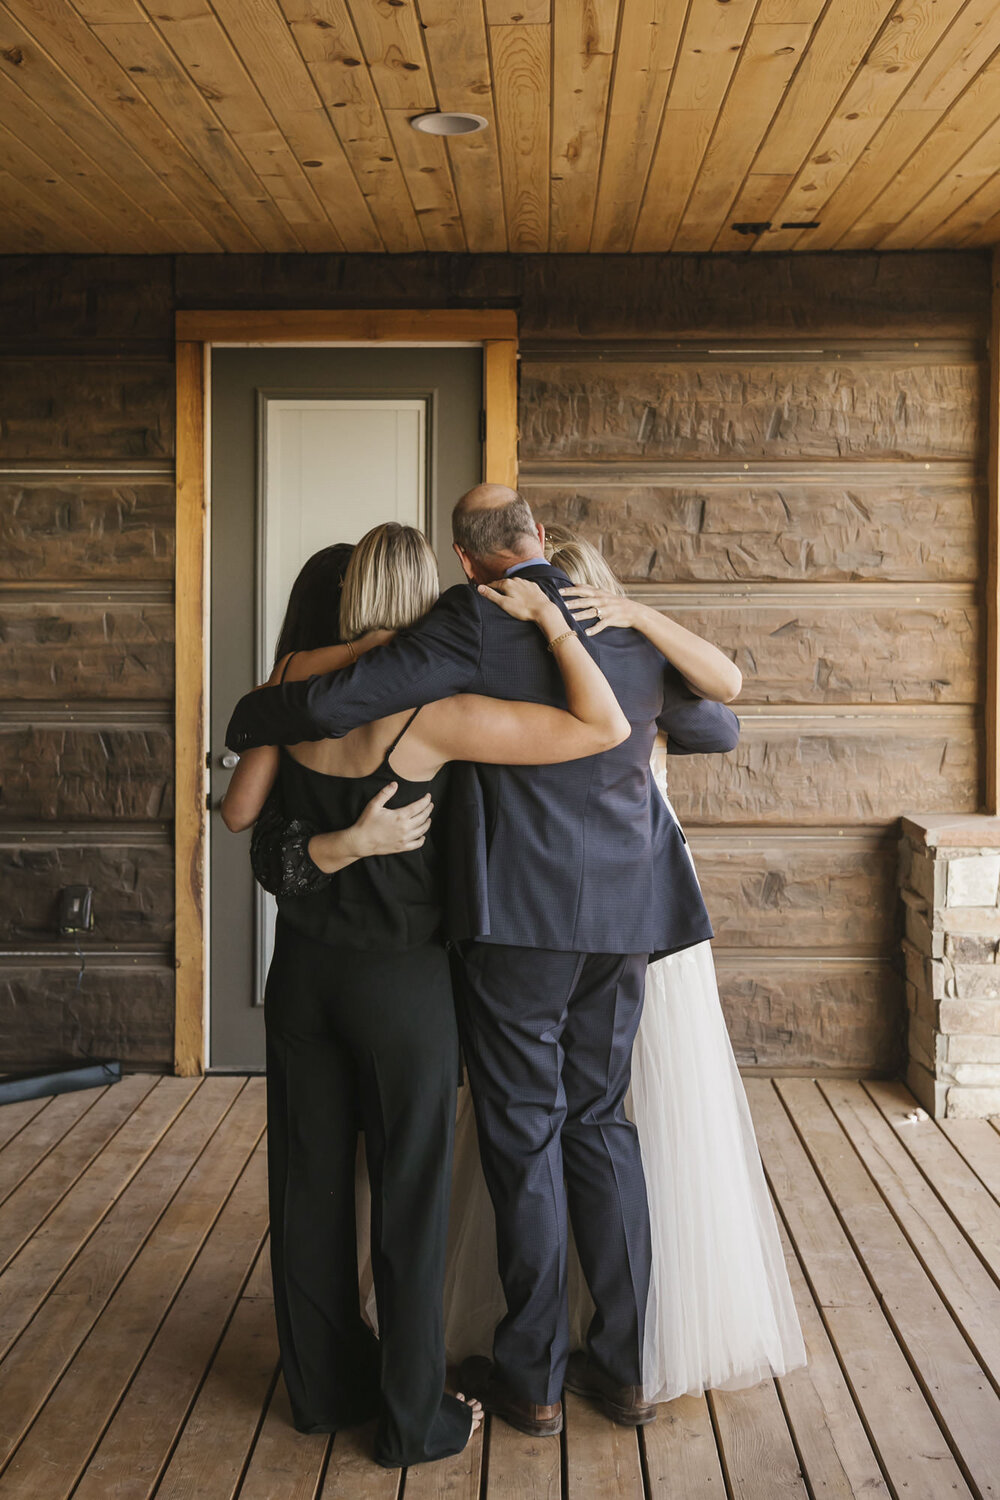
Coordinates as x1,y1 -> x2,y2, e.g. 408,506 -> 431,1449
227,562 -> 740,956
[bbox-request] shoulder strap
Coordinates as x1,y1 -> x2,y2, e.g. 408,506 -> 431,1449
278,651 -> 297,685
382,706 -> 421,763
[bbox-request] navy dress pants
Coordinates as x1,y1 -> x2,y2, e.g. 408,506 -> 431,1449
456,942 -> 652,1406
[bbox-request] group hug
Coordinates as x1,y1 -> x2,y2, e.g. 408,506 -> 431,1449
221,484 -> 806,1470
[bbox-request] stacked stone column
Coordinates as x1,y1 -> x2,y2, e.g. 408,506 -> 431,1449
900,814 -> 1000,1118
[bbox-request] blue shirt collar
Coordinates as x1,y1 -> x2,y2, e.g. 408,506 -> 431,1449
503,556 -> 548,577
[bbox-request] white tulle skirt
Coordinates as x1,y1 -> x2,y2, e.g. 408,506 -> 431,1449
360,799 -> 807,1400
431,938 -> 806,1401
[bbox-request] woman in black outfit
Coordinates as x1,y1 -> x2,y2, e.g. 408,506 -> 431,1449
222,522 -> 630,1469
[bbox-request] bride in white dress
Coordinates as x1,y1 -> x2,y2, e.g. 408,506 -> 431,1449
434,527 -> 806,1403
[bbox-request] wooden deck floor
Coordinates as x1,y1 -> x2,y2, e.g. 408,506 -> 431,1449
0,1073 -> 998,1500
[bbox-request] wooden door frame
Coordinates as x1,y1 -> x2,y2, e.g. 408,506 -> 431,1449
173,309 -> 519,1075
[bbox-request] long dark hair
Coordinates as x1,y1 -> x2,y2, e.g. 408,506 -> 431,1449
273,543 -> 355,665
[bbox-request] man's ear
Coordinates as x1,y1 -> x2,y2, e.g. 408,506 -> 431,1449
453,541 -> 476,581
535,521 -> 546,551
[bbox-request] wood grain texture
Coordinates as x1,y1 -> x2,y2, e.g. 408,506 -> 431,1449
819,1078 -> 1000,1391
174,307 -> 518,342
168,250 -> 990,338
0,1074 -> 157,1276
987,246 -> 999,811
0,1089 -> 106,1211
562,1390 -> 643,1497
761,0 -> 969,252
550,0 -> 619,253
8,1077 -> 1000,1492
0,1081 -> 265,1499
632,0 -> 762,254
0,1078 -> 199,1362
667,711 -> 980,825
519,359 -> 984,462
0,601 -> 173,699
0,841 -> 173,944
690,834 -> 898,951
0,964 -> 175,1069
413,0 -> 507,254
517,252 -> 990,338
0,481 -> 175,581
709,1377 -> 808,1499
490,22 -> 550,253
204,0 -> 380,255
747,1079 -> 976,1500
2,3 -> 1000,252
73,1142 -> 269,1500
484,339 -> 519,488
775,1215 -> 892,1500
670,20 -> 813,254
155,1293 -> 278,1500
658,595 -> 979,705
589,0 -> 687,253
0,725 -> 173,821
643,1395 -> 726,1497
0,359 -> 173,460
279,0 -> 423,253
173,339 -> 205,1077
717,957 -> 903,1071
526,474 -> 981,583
777,1077 -> 1000,1500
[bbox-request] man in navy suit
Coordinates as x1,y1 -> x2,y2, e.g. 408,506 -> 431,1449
227,487 -> 739,1435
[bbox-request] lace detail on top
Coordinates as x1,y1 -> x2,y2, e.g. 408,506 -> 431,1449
250,788 -> 331,898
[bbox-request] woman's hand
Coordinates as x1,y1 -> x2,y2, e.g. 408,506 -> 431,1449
564,585 -> 742,701
307,785 -> 433,873
560,586 -> 640,636
477,576 -> 560,626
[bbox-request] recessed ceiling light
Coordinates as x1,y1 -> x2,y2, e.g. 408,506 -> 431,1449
410,112 -> 488,136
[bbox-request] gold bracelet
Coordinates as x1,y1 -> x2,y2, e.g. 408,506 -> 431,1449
346,639 -> 357,664
547,629 -> 576,653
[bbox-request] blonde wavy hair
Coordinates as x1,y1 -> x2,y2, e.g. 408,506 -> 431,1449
544,523 -> 626,597
339,523 -> 439,641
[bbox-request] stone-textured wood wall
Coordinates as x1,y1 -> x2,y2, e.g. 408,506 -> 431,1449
0,252 -> 989,1072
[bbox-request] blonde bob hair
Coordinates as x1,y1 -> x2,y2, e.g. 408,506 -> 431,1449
339,522 -> 439,641
544,524 -> 626,597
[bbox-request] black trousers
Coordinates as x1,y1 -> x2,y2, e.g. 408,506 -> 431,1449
264,921 -> 471,1468
456,942 -> 652,1406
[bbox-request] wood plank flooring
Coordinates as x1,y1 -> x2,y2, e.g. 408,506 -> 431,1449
0,1074 -> 998,1498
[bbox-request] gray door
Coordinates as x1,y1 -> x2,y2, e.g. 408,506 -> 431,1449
209,346 -> 483,1070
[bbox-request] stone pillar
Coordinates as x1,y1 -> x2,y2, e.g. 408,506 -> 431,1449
900,814 -> 1000,1118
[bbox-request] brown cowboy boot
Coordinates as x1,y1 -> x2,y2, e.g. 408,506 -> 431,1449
457,1356 -> 563,1437
564,1351 -> 657,1426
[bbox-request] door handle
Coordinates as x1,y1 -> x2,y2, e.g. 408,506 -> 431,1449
219,752 -> 240,769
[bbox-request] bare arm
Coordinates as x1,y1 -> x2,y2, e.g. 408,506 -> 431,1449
270,629 -> 394,686
220,746 -> 279,832
306,786 -> 433,874
561,587 -> 742,703
418,578 -> 631,766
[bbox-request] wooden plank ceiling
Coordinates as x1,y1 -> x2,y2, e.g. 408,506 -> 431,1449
1,0 -> 999,255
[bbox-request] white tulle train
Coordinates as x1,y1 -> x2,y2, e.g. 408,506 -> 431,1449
361,786 -> 807,1400
433,936 -> 806,1401
630,940 -> 806,1398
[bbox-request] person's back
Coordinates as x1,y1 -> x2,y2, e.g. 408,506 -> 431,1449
276,712 -> 450,952
456,557 -> 727,954
226,491 -> 741,1439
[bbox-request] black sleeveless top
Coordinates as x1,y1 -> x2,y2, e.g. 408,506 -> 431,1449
275,708 -> 451,952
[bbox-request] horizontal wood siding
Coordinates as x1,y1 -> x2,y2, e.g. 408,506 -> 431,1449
523,473 -> 981,582
0,251 -> 989,1072
0,260 -> 176,1068
516,256 -> 988,1073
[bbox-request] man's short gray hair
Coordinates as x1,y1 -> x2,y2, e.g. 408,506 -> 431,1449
452,493 -> 537,561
